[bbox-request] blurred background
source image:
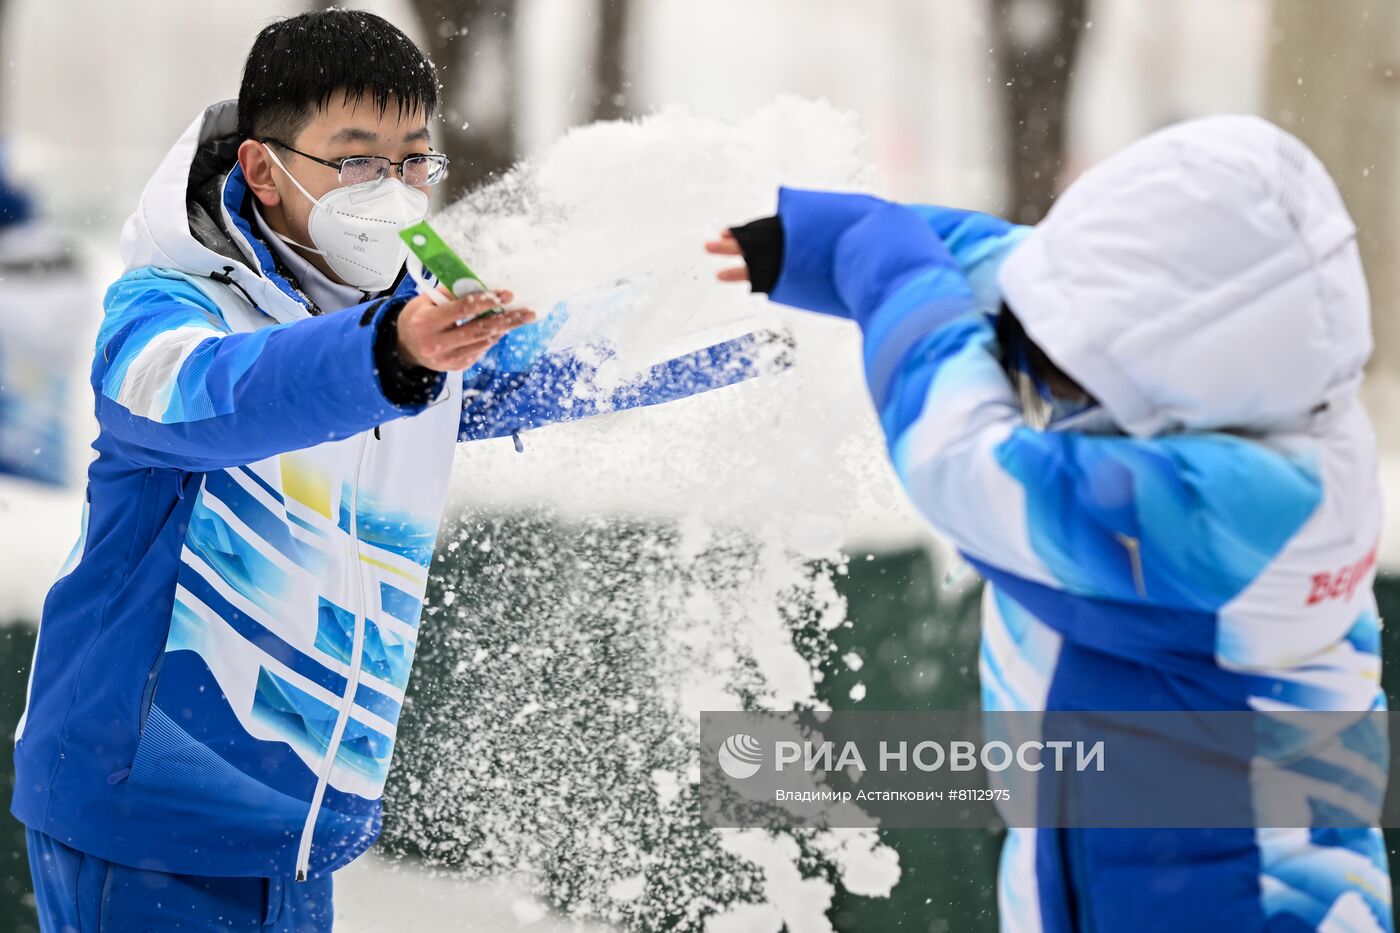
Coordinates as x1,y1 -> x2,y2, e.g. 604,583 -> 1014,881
0,0 -> 1397,929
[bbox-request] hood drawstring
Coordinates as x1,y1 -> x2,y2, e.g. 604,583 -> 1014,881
208,265 -> 260,312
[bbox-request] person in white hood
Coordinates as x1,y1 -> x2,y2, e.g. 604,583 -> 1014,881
710,116 -> 1391,931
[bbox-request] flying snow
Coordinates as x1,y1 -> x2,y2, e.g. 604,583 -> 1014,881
379,98 -> 914,932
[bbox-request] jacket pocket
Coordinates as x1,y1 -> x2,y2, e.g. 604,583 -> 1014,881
109,646 -> 166,786
117,648 -> 168,787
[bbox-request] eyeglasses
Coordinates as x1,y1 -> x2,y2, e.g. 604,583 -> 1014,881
260,139 -> 449,187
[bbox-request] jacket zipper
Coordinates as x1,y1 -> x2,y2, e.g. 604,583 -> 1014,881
295,433 -> 372,881
137,654 -> 164,733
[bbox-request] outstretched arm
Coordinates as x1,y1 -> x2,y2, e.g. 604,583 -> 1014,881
96,271 -> 425,470
96,272 -> 532,471
458,304 -> 769,442
707,187 -> 1031,312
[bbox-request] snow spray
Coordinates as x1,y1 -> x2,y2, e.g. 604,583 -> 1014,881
380,98 -> 913,932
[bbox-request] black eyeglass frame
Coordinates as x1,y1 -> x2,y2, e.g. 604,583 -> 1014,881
260,138 -> 450,186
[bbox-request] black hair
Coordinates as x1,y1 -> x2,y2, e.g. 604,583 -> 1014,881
995,301 -> 1089,398
236,10 -> 439,143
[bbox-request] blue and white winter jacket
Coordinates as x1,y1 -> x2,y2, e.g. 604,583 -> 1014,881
11,100 -> 761,881
764,116 -> 1390,930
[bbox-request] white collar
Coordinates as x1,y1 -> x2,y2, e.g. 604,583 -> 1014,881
251,203 -> 372,313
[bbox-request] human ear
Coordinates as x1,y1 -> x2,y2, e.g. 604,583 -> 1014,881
236,139 -> 282,208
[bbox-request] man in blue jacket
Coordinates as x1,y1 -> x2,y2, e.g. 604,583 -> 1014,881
710,116 -> 1391,930
13,10 -> 758,931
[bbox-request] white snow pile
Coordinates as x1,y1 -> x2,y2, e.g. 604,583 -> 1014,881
379,99 -> 907,931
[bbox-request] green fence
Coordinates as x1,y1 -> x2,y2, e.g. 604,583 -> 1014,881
0,525 -> 1397,930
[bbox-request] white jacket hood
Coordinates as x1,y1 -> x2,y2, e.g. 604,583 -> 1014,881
118,99 -> 311,324
998,115 -> 1371,437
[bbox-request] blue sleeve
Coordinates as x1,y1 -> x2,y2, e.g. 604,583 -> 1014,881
95,268 -> 434,471
812,204 -> 1321,608
903,205 -> 1032,312
769,187 -> 887,314
459,324 -> 768,442
767,188 -> 1032,318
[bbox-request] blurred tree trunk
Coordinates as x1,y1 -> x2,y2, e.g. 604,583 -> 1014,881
406,0 -> 519,203
990,0 -> 1088,223
1267,0 -> 1400,424
591,0 -> 633,122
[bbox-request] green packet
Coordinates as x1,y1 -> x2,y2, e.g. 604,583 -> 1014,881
400,219 -> 503,317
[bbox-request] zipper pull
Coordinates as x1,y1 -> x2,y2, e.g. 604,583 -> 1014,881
512,431 -> 524,453
1114,533 -> 1147,597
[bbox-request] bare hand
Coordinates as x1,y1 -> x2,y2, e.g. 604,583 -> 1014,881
704,231 -> 750,283
396,287 -> 537,372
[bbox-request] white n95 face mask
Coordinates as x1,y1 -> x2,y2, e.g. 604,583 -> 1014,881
262,143 -> 429,292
